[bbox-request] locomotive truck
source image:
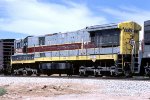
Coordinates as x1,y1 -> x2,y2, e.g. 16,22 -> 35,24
10,21 -> 143,77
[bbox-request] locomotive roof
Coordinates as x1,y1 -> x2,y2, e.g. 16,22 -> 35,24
44,24 -> 118,36
85,23 -> 118,32
15,21 -> 141,41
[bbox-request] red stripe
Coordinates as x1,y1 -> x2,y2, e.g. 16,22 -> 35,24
27,43 -> 95,53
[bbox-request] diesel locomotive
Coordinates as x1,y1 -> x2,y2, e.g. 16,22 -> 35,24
10,21 -> 143,77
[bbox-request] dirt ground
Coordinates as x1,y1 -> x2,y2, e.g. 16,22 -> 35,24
0,82 -> 96,100
0,77 -> 150,100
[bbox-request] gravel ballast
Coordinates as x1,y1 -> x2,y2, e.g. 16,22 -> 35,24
0,77 -> 150,100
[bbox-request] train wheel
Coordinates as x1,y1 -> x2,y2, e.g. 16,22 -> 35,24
111,72 -> 118,77
83,72 -> 88,77
99,74 -> 103,77
94,72 -> 99,77
124,71 -> 132,78
27,71 -> 33,76
47,73 -> 51,76
79,72 -> 83,76
13,70 -> 17,76
27,74 -> 32,76
13,72 -> 18,76
36,73 -> 41,76
18,71 -> 23,76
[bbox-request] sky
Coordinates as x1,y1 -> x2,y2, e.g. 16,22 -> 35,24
0,0 -> 150,39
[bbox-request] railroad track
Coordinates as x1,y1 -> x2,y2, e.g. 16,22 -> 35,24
0,74 -> 150,81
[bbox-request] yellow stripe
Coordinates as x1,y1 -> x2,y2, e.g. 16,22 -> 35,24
35,54 -> 118,61
11,60 -> 35,64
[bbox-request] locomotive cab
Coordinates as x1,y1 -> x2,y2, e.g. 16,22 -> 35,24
86,21 -> 141,76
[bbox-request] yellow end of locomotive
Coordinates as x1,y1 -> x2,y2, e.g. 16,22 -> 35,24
118,21 -> 141,54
